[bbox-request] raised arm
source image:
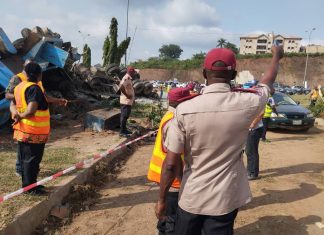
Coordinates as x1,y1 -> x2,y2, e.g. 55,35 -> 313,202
259,45 -> 284,90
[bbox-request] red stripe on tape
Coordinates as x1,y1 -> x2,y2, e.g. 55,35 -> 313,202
0,130 -> 157,203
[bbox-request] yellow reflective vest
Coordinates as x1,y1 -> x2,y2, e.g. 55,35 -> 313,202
147,111 -> 184,188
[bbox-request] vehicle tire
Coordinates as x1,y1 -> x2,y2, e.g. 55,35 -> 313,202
143,82 -> 154,96
133,73 -> 140,80
119,67 -> 127,79
133,82 -> 145,95
105,64 -> 120,75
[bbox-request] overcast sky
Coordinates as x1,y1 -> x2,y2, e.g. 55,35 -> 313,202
1,0 -> 324,65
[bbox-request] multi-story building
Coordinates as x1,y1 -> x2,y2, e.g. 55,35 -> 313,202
239,34 -> 302,55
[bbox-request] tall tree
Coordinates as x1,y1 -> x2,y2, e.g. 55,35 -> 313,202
83,44 -> 91,68
224,42 -> 239,54
217,38 -> 227,48
102,17 -> 131,66
102,35 -> 110,66
159,44 -> 183,59
192,51 -> 206,60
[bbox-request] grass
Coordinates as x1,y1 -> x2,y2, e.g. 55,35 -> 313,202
290,94 -> 310,107
0,147 -> 77,229
131,103 -> 157,119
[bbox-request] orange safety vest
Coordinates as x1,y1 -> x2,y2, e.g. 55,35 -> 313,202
147,111 -> 184,188
17,72 -> 45,93
13,81 -> 50,137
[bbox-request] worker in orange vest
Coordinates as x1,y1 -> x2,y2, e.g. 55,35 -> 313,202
6,58 -> 67,177
148,87 -> 198,235
10,62 -> 50,195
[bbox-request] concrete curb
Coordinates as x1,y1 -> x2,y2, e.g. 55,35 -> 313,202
0,136 -> 137,235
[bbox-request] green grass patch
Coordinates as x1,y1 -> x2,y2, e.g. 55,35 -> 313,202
291,94 -> 310,108
0,147 -> 77,229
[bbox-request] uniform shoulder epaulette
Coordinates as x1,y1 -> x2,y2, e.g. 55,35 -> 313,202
231,88 -> 259,94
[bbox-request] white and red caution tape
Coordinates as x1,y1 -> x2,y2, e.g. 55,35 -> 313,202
0,131 -> 157,203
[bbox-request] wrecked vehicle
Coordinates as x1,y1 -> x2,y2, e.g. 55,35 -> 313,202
0,26 -> 156,127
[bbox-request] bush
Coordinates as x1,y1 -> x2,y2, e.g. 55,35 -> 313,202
309,100 -> 324,117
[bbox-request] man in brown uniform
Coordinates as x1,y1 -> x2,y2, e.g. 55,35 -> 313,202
119,66 -> 135,136
155,45 -> 283,235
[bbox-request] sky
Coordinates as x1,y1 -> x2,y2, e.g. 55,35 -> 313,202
1,0 -> 324,65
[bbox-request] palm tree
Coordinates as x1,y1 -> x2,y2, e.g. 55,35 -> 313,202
217,38 -> 227,48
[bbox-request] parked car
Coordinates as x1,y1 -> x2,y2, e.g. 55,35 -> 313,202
269,92 -> 315,131
291,85 -> 304,94
283,86 -> 295,95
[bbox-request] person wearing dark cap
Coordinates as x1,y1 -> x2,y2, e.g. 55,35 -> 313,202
148,87 -> 198,235
10,62 -> 50,195
6,58 -> 67,177
119,66 -> 136,136
155,45 -> 283,235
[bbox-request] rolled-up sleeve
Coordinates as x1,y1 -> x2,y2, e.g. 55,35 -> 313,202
164,110 -> 185,154
252,83 -> 271,113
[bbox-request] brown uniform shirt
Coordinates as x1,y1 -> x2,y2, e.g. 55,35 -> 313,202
165,83 -> 270,216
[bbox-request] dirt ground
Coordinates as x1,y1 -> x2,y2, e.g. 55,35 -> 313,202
51,125 -> 324,235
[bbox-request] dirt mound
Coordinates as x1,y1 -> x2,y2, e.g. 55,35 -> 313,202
139,56 -> 324,87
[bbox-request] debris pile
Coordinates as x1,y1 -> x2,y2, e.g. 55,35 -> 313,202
0,26 -> 157,126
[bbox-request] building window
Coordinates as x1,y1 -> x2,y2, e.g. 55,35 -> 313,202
257,45 -> 267,50
249,46 -> 252,48
277,39 -> 283,44
292,40 -> 295,43
257,39 -> 267,43
288,40 -> 291,43
256,51 -> 266,54
268,48 -> 270,50
291,47 -> 294,49
288,47 -> 290,49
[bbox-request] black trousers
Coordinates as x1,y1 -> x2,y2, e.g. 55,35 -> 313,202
261,117 -> 270,140
157,192 -> 179,235
18,142 -> 45,187
175,207 -> 238,235
245,128 -> 263,177
120,104 -> 132,132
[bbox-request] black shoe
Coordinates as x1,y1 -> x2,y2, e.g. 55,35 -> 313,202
120,130 -> 132,137
26,187 -> 47,195
248,175 -> 260,181
124,129 -> 133,135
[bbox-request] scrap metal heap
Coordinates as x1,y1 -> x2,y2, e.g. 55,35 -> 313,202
0,26 -> 156,126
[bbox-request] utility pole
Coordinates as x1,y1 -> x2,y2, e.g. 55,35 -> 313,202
124,0 -> 130,66
303,28 -> 316,88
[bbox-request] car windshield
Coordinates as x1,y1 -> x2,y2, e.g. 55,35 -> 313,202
273,93 -> 297,105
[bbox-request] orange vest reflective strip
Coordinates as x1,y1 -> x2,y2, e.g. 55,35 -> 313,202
147,111 -> 184,189
17,72 -> 45,93
13,81 -> 50,135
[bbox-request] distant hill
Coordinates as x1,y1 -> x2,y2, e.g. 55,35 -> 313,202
139,55 -> 324,87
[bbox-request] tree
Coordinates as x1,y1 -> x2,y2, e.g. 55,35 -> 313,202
192,51 -> 206,60
102,35 -> 110,66
83,44 -> 91,68
224,42 -> 239,54
216,38 -> 227,48
159,44 -> 183,59
102,17 -> 131,66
